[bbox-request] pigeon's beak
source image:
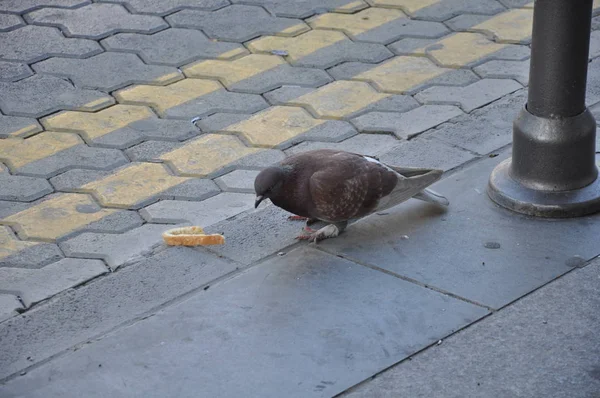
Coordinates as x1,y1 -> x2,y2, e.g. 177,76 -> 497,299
255,195 -> 265,208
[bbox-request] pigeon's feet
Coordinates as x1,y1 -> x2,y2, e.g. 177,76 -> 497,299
288,215 -> 318,225
295,224 -> 340,243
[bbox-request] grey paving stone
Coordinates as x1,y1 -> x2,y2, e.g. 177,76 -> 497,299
286,133 -> 401,158
351,105 -> 464,139
0,61 -> 33,82
433,89 -> 526,155
140,192 -> 255,226
0,226 -> 63,269
0,258 -> 107,307
215,169 -> 260,193
0,0 -> 90,14
225,149 -> 286,173
589,30 -> 600,60
0,114 -> 42,138
263,86 -> 316,105
0,293 -> 22,323
101,29 -> 245,67
586,57 -> 600,106
593,15 -> 600,30
124,141 -> 182,162
473,59 -> 530,85
194,113 -> 250,133
387,38 -> 438,55
0,246 -> 488,397
72,210 -> 145,239
415,78 -> 523,112
0,75 -> 114,118
97,0 -> 229,15
0,13 -> 24,31
230,0 -> 368,18
378,135 -> 477,171
346,17 -> 448,45
33,52 -> 180,92
329,61 -> 479,95
445,13 -> 491,32
497,0 -> 531,7
342,257 -> 600,398
0,173 -> 53,201
60,224 -> 172,270
0,201 -> 32,219
0,25 -> 101,63
403,0 -> 505,21
26,3 -> 168,40
167,5 -> 309,42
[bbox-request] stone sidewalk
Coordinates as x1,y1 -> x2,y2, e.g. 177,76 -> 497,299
1,0 -> 600,324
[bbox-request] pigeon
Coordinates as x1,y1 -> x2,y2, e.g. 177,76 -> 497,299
254,149 -> 449,243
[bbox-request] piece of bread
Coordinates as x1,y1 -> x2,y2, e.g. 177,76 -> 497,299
162,226 -> 225,246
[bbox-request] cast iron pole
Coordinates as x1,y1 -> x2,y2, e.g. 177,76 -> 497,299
488,0 -> 600,217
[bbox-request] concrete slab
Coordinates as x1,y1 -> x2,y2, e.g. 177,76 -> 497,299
320,152 -> 600,309
342,258 -> 600,398
0,247 -> 488,397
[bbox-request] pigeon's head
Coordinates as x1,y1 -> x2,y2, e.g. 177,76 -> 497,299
254,166 -> 288,208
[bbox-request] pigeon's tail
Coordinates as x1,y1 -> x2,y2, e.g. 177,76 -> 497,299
413,188 -> 449,207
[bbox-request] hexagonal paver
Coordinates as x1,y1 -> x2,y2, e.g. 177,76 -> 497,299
0,114 -> 42,138
474,59 -> 530,86
167,5 -> 309,42
369,0 -> 505,22
101,28 -> 247,67
247,30 -> 393,69
0,61 -> 33,82
215,170 -> 260,193
0,226 -> 63,269
33,52 -> 181,92
308,7 -> 448,44
183,54 -> 332,94
447,8 -> 533,44
96,0 -> 229,15
0,173 -> 53,201
0,75 -> 114,118
0,25 -> 101,63
26,3 -> 168,39
0,0 -> 90,14
230,0 -> 368,18
0,13 -> 24,31
285,133 -> 401,158
0,294 -> 23,322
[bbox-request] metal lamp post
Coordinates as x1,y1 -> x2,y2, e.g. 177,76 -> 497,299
488,0 -> 600,217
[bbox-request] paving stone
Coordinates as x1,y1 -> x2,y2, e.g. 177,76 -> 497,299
248,30 -> 393,69
586,58 -> 600,106
0,61 -> 33,82
387,37 -> 438,55
496,0 -> 532,8
74,210 -> 144,238
590,30 -> 600,60
371,0 -> 505,21
0,294 -> 22,322
473,59 -> 530,86
446,8 -> 533,44
0,25 -> 101,63
286,133 -> 401,158
60,224 -> 171,270
432,89 -> 526,155
593,15 -> 600,30
415,78 -> 523,113
124,141 -> 182,162
333,57 -> 479,95
0,201 -> 32,219
0,258 -> 107,307
263,86 -> 316,105
0,0 -> 90,14
183,54 -> 333,94
351,105 -> 464,139
97,0 -> 228,15
308,7 -> 448,45
26,3 -> 168,40
0,13 -> 24,31
140,192 -> 255,228
230,0 -> 368,18
0,226 -> 63,269
445,14 -> 490,32
378,135 -> 477,171
0,132 -> 128,178
0,173 -> 53,201
0,75 -> 114,118
115,79 -> 268,119
215,170 -> 260,193
167,5 -> 309,42
0,114 -> 42,138
101,29 -> 246,67
43,106 -> 199,149
33,52 -> 181,92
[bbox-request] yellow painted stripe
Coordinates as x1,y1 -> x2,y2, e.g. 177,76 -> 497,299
2,194 -> 117,242
369,0 -> 440,13
161,134 -> 261,176
114,79 -> 222,115
218,47 -> 250,60
152,71 -> 184,85
308,7 -> 406,36
279,23 -> 312,36
287,81 -> 391,119
418,32 -> 509,68
8,124 -> 42,138
0,132 -> 81,169
472,7 -> 533,43
0,226 -> 39,260
42,105 -> 155,141
183,54 -> 286,87
80,163 -> 191,208
247,30 -> 347,63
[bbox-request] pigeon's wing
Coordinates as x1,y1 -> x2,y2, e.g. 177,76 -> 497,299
308,154 -> 397,222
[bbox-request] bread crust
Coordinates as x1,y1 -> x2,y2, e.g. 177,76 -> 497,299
162,226 -> 225,246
